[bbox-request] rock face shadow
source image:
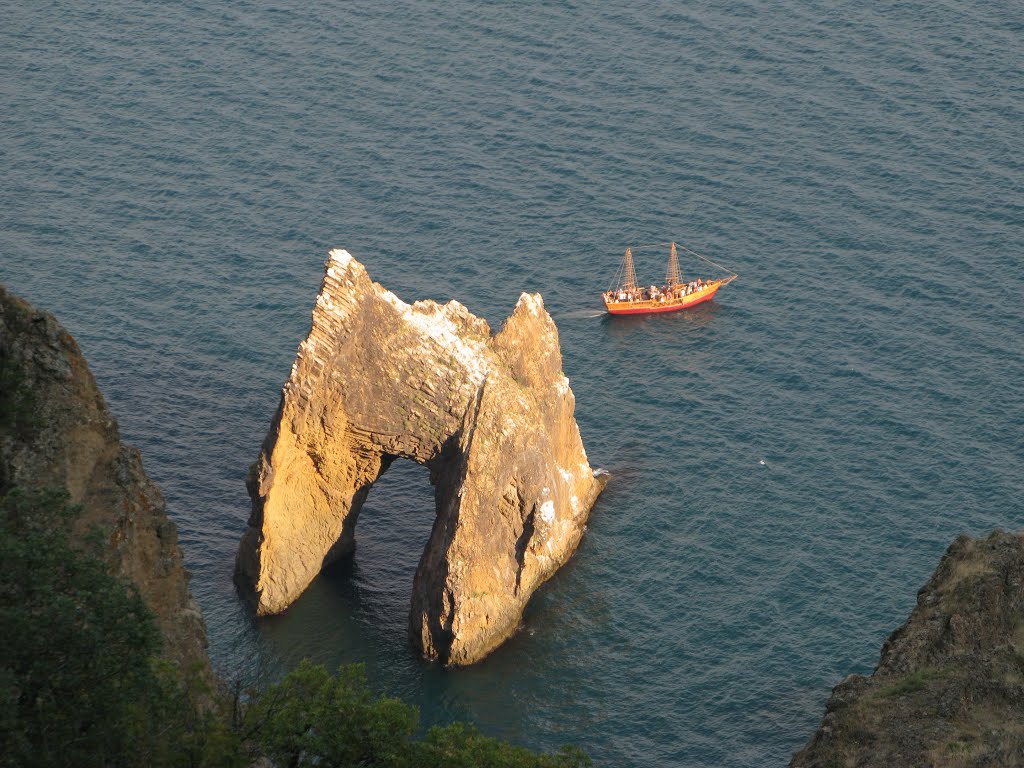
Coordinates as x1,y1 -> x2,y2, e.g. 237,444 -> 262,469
235,250 -> 606,665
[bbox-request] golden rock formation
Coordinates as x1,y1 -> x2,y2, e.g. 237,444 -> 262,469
236,250 -> 606,665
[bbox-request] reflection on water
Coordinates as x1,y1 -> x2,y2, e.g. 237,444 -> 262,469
601,300 -> 724,342
258,460 -> 437,687
254,457 -> 622,742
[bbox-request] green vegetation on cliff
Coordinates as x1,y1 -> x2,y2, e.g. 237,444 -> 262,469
0,487 -> 588,768
791,531 -> 1024,768
248,660 -> 589,768
0,488 -> 238,768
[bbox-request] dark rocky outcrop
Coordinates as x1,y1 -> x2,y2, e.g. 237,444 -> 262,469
236,249 -> 607,666
0,285 -> 208,675
792,530 -> 1024,768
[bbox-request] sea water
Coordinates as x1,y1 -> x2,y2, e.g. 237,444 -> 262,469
3,2 -> 1022,765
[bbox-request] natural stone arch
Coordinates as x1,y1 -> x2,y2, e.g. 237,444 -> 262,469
236,250 -> 606,665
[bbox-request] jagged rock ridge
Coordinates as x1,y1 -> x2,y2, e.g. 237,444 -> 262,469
0,285 -> 209,674
792,530 -> 1024,767
236,249 -> 606,665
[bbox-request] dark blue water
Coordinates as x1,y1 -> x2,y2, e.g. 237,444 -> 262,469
3,2 -> 1023,764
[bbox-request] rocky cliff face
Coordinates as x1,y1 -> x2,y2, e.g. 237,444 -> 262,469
792,530 -> 1024,767
236,249 -> 606,665
0,285 -> 208,675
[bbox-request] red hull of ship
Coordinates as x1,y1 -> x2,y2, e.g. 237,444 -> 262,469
605,285 -> 721,315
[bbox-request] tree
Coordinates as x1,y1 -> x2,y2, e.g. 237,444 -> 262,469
0,488 -> 241,768
245,660 -> 591,768
244,660 -> 417,767
0,488 -> 161,766
412,721 -> 592,768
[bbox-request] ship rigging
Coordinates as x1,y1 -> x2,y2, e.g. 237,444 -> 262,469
603,242 -> 737,315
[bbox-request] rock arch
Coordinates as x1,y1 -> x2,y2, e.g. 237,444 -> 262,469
235,250 -> 606,665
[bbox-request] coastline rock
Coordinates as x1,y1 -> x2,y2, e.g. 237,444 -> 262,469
236,249 -> 606,665
791,530 -> 1024,768
0,285 -> 209,675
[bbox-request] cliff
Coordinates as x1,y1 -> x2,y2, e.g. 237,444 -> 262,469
236,249 -> 606,665
792,530 -> 1024,767
0,285 -> 208,675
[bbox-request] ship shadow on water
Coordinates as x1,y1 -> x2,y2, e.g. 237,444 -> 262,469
600,300 -> 723,342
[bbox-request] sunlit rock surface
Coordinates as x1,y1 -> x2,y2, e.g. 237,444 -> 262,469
236,249 -> 606,665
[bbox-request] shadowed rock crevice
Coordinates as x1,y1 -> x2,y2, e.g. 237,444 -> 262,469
514,505 -> 537,597
235,250 -> 606,665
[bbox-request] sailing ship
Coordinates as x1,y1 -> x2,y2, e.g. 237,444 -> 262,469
603,242 -> 737,315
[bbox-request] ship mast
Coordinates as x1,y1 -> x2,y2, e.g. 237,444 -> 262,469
620,247 -> 638,291
665,242 -> 682,287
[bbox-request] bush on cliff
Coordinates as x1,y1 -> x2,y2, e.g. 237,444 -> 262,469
0,488 -> 241,768
245,659 -> 590,768
0,487 -> 158,766
413,722 -> 591,768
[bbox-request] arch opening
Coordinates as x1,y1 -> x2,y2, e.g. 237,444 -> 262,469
343,459 -> 437,636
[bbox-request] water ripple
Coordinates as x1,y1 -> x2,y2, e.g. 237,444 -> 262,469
3,1 -> 1023,765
